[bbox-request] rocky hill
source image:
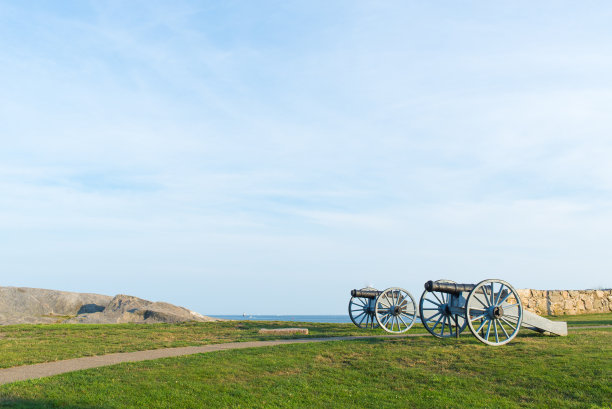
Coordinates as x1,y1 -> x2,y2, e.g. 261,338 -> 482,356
0,287 -> 218,325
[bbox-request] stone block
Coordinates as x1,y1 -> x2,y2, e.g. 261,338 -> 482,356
258,328 -> 309,335
517,289 -> 532,297
550,305 -> 563,315
549,294 -> 563,303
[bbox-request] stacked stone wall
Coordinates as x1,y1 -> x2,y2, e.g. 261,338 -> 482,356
516,289 -> 612,316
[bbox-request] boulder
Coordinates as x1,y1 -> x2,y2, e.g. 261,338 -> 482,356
67,294 -> 216,324
0,287 -> 111,325
0,287 -> 218,325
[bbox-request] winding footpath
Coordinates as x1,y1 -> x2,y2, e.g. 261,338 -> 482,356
0,325 -> 608,386
0,334 -> 425,385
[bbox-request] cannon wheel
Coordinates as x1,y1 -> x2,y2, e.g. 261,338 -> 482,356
348,287 -> 379,329
466,279 -> 523,346
419,279 -> 467,338
374,287 -> 417,334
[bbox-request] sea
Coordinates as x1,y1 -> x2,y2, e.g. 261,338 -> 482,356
210,315 -> 352,323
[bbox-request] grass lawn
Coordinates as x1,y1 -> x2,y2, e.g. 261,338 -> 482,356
0,320 -> 431,368
0,327 -> 610,408
0,312 -> 609,369
553,312 -> 612,327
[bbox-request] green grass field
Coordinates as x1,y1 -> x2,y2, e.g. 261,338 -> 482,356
0,321 -> 431,369
0,314 -> 610,408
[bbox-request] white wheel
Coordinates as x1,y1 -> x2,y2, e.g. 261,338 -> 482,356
466,279 -> 523,346
374,287 -> 417,334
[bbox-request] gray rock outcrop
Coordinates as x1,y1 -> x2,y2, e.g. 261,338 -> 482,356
66,294 -> 215,324
0,287 -> 217,325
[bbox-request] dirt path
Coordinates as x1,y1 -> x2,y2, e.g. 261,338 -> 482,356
0,325 -> 608,386
0,334 -> 425,385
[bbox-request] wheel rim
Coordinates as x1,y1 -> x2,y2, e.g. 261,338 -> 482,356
419,279 -> 467,338
348,287 -> 378,329
466,279 -> 523,346
375,287 -> 416,333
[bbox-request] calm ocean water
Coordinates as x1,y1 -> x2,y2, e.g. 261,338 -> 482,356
210,315 -> 352,323
211,315 -> 423,324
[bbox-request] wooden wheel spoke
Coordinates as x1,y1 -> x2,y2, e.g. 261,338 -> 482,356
431,314 -> 444,331
500,317 -> 517,331
432,292 -> 444,305
494,320 -> 499,343
400,311 -> 414,322
475,296 -> 489,309
498,291 -> 512,306
485,319 -> 492,341
424,311 -> 442,323
494,284 -> 504,306
469,309 -> 486,321
499,320 -> 510,339
353,311 -> 366,320
425,298 -> 442,307
358,313 -> 367,326
475,318 -> 487,334
502,303 -> 519,310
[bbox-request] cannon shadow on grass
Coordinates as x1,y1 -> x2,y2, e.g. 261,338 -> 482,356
0,398 -> 112,409
563,319 -> 612,326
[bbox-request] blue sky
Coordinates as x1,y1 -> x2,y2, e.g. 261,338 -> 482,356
1,1 -> 611,314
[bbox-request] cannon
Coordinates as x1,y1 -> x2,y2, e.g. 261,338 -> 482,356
419,278 -> 568,346
348,287 -> 417,333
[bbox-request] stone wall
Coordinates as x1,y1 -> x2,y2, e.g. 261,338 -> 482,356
516,289 -> 612,316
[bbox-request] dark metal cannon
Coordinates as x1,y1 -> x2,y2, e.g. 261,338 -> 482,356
419,278 -> 567,346
348,287 -> 417,334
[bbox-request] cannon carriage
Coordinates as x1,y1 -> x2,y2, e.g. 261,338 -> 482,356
420,278 -> 524,345
349,278 -> 567,346
348,287 -> 418,334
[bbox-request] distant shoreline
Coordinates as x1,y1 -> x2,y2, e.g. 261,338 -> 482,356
209,315 -> 352,323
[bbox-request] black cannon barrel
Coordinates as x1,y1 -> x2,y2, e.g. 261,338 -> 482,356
424,280 -> 476,294
351,289 -> 382,299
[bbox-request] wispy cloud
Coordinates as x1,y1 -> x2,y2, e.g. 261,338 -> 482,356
1,1 -> 611,313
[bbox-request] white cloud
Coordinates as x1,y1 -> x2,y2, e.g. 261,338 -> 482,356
1,1 -> 611,313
